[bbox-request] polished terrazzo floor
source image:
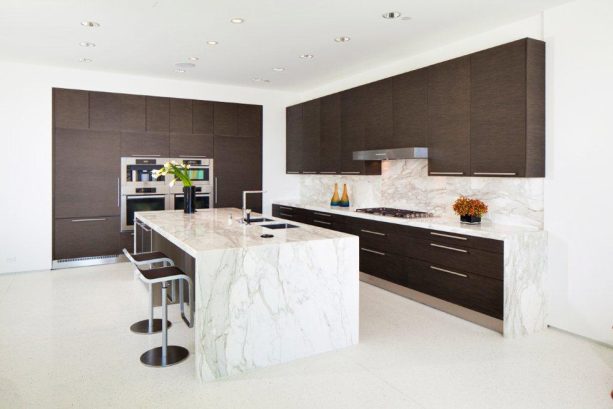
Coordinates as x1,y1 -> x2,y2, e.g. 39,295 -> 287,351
0,263 -> 611,409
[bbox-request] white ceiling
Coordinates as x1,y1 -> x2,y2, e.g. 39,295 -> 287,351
0,0 -> 569,92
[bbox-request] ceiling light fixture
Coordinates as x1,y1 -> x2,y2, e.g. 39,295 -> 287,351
401,16 -> 411,21
230,18 -> 244,24
253,78 -> 270,83
300,54 -> 314,59
334,36 -> 351,43
79,58 -> 92,63
79,41 -> 96,47
175,68 -> 186,73
382,11 -> 402,19
80,21 -> 100,27
272,67 -> 285,72
175,62 -> 196,69
188,57 -> 199,61
206,41 -> 218,45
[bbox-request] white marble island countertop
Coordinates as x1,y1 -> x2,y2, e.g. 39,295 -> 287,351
135,208 -> 359,382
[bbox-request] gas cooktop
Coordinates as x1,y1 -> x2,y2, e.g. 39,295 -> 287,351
355,207 -> 434,219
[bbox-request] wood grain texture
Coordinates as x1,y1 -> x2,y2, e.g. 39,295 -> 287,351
319,93 -> 342,173
286,104 -> 303,173
525,39 -> 546,177
193,100 -> 214,134
120,94 -> 146,131
53,89 -> 89,129
214,102 -> 238,136
301,99 -> 321,172
170,133 -> 213,157
54,217 -> 120,260
392,68 -> 428,148
121,131 -> 169,157
341,87 -> 367,174
170,98 -> 193,133
237,104 -> 262,138
427,56 -> 471,175
90,92 -> 122,130
146,96 -> 170,132
363,78 -> 394,150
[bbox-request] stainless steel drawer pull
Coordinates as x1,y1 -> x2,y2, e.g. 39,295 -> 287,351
341,171 -> 360,174
319,171 -> 337,174
430,232 -> 467,241
361,248 -> 386,256
313,220 -> 332,225
117,177 -> 120,207
287,171 -> 299,174
430,243 -> 468,253
71,218 -> 107,223
361,229 -> 386,237
473,172 -> 517,176
279,213 -> 294,218
130,154 -> 161,157
302,171 -> 317,174
279,206 -> 293,210
429,172 -> 464,175
430,265 -> 468,278
179,155 -> 206,158
313,212 -> 331,217
214,177 -> 218,204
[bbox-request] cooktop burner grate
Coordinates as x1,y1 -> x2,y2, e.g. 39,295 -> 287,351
355,207 -> 434,219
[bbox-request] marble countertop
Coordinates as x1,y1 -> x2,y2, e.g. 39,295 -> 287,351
135,208 -> 353,258
274,201 -> 543,240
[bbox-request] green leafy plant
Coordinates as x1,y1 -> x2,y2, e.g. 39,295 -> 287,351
152,161 -> 192,187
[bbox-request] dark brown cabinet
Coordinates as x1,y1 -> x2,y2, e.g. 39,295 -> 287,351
301,99 -> 321,173
286,104 -> 303,174
427,56 -> 471,176
170,98 -> 193,133
392,68 -> 428,148
146,96 -> 170,132
170,133 -> 213,158
214,102 -> 238,136
363,79 -> 394,150
121,131 -> 169,157
54,128 -> 120,218
90,92 -> 122,131
237,104 -> 262,138
319,93 -> 342,174
193,100 -> 214,134
54,89 -> 89,129
121,94 -> 146,131
470,38 -> 545,177
340,87 -> 366,174
214,135 -> 262,212
54,217 -> 120,260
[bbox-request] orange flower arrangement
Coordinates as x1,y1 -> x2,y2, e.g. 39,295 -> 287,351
452,196 -> 488,217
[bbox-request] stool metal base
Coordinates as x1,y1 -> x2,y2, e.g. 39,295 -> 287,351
140,346 -> 189,367
130,319 -> 172,334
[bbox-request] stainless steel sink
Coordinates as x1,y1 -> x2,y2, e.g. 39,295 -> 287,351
262,223 -> 299,230
246,217 -> 273,223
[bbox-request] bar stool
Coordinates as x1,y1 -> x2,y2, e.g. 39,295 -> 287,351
136,264 -> 194,367
123,248 -> 176,334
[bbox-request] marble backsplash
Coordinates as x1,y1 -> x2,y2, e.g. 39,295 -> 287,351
298,159 -> 544,228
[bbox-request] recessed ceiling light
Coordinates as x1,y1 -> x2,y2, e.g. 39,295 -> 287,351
175,68 -> 186,73
382,11 -> 402,19
79,41 -> 96,47
175,62 -> 196,69
300,54 -> 314,59
80,21 -> 100,27
230,18 -> 244,24
79,58 -> 92,63
272,67 -> 285,72
334,36 -> 351,43
188,57 -> 199,61
206,41 -> 218,45
252,78 -> 270,83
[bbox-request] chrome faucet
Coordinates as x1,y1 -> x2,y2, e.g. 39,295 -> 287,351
242,190 -> 266,223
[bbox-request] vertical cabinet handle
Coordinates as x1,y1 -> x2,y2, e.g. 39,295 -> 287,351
214,177 -> 218,204
117,177 -> 120,207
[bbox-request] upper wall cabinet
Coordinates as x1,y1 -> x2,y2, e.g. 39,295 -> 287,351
301,99 -> 321,173
121,94 -> 146,132
392,68 -> 428,148
193,100 -> 214,134
237,104 -> 262,138
170,98 -> 193,133
54,89 -> 89,129
286,104 -> 303,174
146,96 -> 170,132
214,102 -> 238,136
470,38 -> 545,177
427,56 -> 471,176
319,93 -> 342,174
363,79 -> 394,150
90,92 -> 122,130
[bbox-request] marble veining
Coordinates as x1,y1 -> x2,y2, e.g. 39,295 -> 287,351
135,209 -> 359,382
298,159 -> 544,229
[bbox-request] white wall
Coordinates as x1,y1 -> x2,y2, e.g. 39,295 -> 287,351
543,0 -> 613,346
0,62 -> 298,274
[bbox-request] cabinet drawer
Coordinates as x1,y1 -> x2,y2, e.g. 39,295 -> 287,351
272,205 -> 306,223
120,231 -> 135,254
360,247 -> 408,287
54,217 -> 120,260
411,228 -> 502,253
406,257 -> 503,319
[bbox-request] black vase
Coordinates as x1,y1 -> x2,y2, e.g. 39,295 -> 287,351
183,186 -> 197,213
460,214 -> 481,224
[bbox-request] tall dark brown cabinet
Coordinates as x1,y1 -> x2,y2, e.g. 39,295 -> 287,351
53,89 -> 263,262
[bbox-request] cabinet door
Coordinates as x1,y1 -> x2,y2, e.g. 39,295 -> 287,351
340,88 -> 366,174
146,96 -> 170,132
53,89 -> 89,129
470,39 -> 527,177
286,104 -> 303,174
392,68 -> 428,148
170,98 -> 193,133
193,100 -> 214,134
120,231 -> 135,254
301,99 -> 320,173
121,131 -> 169,157
54,128 -> 121,218
214,102 -> 238,136
214,135 -> 262,213
170,133 -> 214,158
90,92 -> 122,130
427,56 -> 471,176
121,94 -> 146,131
237,104 -> 262,138
363,79 -> 394,150
54,216 -> 120,260
319,93 -> 341,173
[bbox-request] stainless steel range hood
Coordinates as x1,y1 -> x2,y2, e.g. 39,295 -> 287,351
352,147 -> 428,161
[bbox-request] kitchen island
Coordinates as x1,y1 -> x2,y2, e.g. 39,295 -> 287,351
134,208 -> 359,382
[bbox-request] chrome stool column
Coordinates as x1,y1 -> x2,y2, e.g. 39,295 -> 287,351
137,265 -> 194,367
123,248 -> 176,334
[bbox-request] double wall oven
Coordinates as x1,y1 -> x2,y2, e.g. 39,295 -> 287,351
120,157 -> 214,231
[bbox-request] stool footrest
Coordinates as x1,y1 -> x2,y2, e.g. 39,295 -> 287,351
130,319 -> 172,334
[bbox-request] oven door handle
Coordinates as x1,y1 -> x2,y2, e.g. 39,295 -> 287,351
126,195 -> 166,200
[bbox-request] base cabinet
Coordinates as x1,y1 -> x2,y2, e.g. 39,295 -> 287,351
54,217 -> 120,260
